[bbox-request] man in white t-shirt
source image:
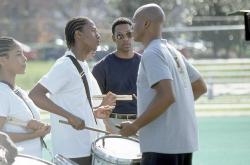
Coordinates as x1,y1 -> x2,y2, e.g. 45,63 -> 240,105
29,17 -> 116,165
120,4 -> 207,165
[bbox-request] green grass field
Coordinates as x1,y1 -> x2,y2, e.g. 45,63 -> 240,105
41,115 -> 250,165
15,60 -> 250,165
16,60 -> 54,90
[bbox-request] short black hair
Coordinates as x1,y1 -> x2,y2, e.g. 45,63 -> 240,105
111,17 -> 132,35
65,17 -> 89,48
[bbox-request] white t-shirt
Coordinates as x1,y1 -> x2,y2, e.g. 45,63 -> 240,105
137,39 -> 201,154
39,50 -> 104,158
0,83 -> 42,157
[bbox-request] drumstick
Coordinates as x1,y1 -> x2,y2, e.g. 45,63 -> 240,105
92,95 -> 133,101
7,117 -> 50,152
132,94 -> 137,100
59,120 -> 111,134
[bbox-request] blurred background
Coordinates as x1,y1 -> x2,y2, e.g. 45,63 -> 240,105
1,0 -> 250,61
1,0 -> 250,165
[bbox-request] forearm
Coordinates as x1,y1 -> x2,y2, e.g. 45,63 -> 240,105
29,93 -> 72,120
133,93 -> 175,130
193,90 -> 204,100
192,78 -> 207,100
4,131 -> 40,143
1,118 -> 38,142
133,80 -> 175,130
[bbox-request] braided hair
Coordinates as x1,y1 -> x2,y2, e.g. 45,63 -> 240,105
65,17 -> 89,49
0,37 -> 17,57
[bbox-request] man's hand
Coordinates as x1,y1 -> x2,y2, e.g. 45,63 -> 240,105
33,125 -> 51,138
94,105 -> 115,119
119,121 -> 139,137
0,132 -> 17,165
27,119 -> 46,130
67,115 -> 85,130
101,92 -> 116,107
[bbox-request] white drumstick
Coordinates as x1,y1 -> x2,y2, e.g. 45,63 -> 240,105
59,120 -> 111,134
92,95 -> 133,101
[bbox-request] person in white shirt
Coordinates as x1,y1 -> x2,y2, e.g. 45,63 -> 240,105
120,4 -> 207,165
0,37 -> 50,158
29,17 -> 116,165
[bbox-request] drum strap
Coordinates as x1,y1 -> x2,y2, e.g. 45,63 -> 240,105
67,55 -> 98,125
14,89 -> 49,151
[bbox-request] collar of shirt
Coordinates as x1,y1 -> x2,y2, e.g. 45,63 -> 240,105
64,50 -> 89,72
146,39 -> 168,51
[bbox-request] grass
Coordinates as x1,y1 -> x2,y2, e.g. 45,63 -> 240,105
194,116 -> 250,165
14,59 -> 250,164
16,60 -> 55,90
41,115 -> 250,165
16,60 -> 250,113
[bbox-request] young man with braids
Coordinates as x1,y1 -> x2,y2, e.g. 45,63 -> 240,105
29,17 -> 116,164
92,17 -> 141,133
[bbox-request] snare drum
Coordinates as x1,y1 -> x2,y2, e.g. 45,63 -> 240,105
13,154 -> 53,165
91,135 -> 141,165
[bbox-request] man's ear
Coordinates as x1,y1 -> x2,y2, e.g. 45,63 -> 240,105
74,30 -> 82,40
0,56 -> 6,66
144,20 -> 151,29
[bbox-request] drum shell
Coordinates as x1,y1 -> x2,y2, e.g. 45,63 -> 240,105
91,135 -> 141,165
13,154 -> 53,165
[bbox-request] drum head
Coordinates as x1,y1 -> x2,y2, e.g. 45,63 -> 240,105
92,135 -> 141,164
13,154 -> 53,165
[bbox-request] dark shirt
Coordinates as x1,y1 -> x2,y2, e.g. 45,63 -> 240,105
92,52 -> 141,114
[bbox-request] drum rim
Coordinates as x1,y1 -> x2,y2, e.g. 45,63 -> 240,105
15,154 -> 54,165
91,135 -> 141,164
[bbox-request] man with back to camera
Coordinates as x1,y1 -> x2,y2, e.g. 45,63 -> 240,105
120,4 -> 207,165
92,17 -> 141,133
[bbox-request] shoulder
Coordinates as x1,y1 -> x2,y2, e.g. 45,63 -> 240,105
0,86 -> 12,103
99,52 -> 116,63
15,87 -> 29,98
143,46 -> 162,60
15,86 -> 26,94
134,52 -> 142,59
49,55 -> 73,72
93,52 -> 115,67
56,55 -> 72,66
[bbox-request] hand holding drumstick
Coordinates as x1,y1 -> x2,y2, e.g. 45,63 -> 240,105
119,121 -> 139,137
93,91 -> 116,119
94,105 -> 115,119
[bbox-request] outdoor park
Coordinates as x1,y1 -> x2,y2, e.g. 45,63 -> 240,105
15,57 -> 250,165
1,0 -> 250,165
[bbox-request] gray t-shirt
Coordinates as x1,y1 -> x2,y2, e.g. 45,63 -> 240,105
137,39 -> 201,154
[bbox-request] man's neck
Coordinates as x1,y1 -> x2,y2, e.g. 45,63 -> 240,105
71,47 -> 90,61
143,28 -> 162,48
143,35 -> 161,48
115,50 -> 134,59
